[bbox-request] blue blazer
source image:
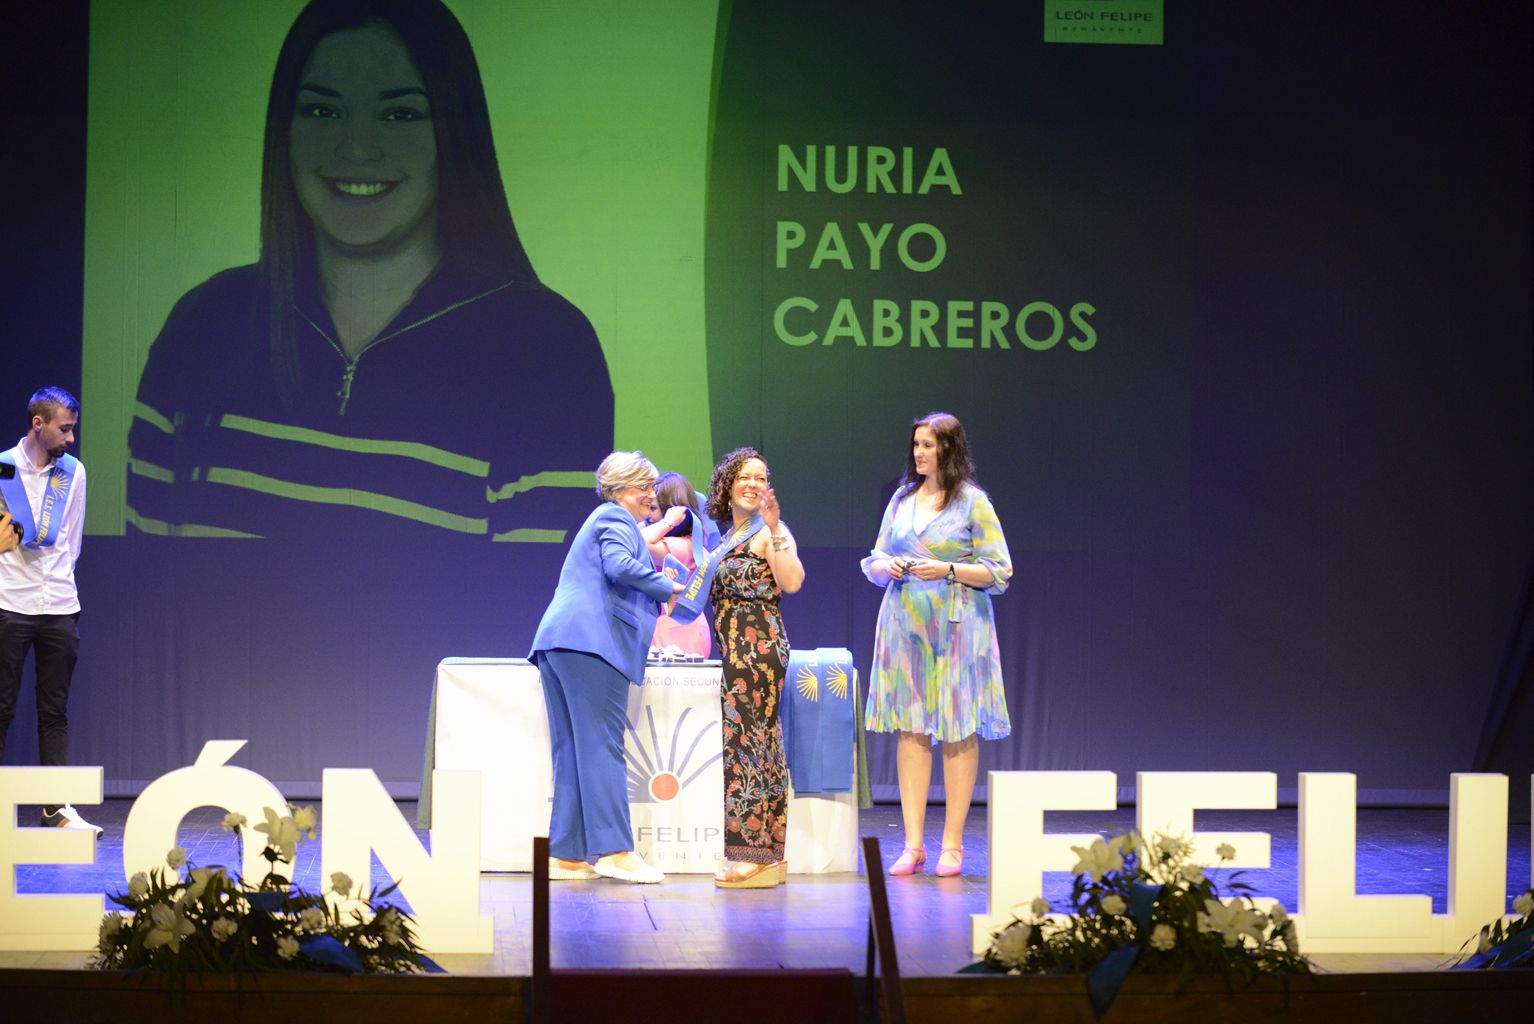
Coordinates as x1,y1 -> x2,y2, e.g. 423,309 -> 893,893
530,501 -> 676,682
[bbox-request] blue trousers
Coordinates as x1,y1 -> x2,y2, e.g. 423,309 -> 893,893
535,649 -> 634,861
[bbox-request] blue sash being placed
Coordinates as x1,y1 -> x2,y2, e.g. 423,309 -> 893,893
0,452 -> 77,547
668,514 -> 765,625
781,647 -> 856,794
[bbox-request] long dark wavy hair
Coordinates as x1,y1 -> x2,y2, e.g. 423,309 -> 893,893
897,411 -> 975,510
260,0 -> 538,402
705,447 -> 765,523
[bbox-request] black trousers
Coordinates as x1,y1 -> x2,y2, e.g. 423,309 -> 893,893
0,608 -> 80,766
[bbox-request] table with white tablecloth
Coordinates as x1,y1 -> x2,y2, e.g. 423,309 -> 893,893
419,658 -> 859,874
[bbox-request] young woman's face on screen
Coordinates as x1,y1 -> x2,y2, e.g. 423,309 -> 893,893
289,25 -> 439,256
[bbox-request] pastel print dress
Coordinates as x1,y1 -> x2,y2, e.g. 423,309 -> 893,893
862,483 -> 1013,742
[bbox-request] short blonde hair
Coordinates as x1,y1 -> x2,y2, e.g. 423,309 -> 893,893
596,450 -> 658,501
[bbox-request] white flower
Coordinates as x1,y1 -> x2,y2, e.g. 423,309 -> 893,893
1281,921 -> 1300,952
165,847 -> 188,871
183,866 -> 221,904
1100,894 -> 1126,916
127,873 -> 149,899
221,811 -> 247,831
276,935 -> 300,961
1514,891 -> 1534,918
143,904 -> 195,952
1155,835 -> 1181,858
300,907 -> 326,932
1198,898 -> 1264,948
1216,842 -> 1236,861
993,921 -> 1031,967
1269,902 -> 1289,925
1029,897 -> 1051,918
1069,836 -> 1128,882
254,807 -> 300,862
98,913 -> 126,944
290,804 -> 318,840
211,917 -> 238,942
330,872 -> 354,898
1149,923 -> 1177,951
1180,864 -> 1204,884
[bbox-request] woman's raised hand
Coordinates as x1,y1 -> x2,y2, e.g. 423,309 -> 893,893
762,487 -> 781,532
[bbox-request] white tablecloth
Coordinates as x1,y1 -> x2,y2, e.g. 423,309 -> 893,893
424,658 -> 858,874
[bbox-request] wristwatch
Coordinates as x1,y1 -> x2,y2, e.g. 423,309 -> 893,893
945,563 -> 956,582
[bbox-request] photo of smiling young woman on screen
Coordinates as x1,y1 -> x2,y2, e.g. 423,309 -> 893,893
127,0 -> 611,542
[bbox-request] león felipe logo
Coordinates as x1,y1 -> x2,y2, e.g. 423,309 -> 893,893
625,705 -> 722,803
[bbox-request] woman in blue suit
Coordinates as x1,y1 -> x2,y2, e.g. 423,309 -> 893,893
530,451 -> 684,883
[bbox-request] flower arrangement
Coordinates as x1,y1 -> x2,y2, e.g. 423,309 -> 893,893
91,805 -> 440,974
1455,887 -> 1534,969
969,831 -> 1311,1015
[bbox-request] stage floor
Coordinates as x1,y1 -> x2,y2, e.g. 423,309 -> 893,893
6,800 -> 1529,976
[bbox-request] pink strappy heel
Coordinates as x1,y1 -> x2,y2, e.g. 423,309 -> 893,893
889,847 -> 926,876
935,847 -> 964,877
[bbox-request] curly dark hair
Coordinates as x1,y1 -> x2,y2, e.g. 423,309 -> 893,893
897,411 -> 975,509
705,447 -> 765,523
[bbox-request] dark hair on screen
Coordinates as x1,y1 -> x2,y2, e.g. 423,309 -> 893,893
260,0 -> 538,402
897,411 -> 975,510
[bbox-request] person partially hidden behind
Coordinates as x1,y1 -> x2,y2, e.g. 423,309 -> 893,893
0,388 -> 102,835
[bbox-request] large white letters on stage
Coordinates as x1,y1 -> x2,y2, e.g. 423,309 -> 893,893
974,770 -> 1527,955
0,742 -> 493,954
3,757 -> 1525,955
0,766 -> 103,951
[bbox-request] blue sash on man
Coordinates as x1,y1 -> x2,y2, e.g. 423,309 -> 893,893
667,513 -> 766,625
0,451 -> 78,547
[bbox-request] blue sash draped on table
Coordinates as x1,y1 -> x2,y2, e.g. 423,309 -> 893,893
782,647 -> 855,794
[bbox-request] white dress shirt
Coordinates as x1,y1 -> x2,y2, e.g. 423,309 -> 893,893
0,437 -> 86,615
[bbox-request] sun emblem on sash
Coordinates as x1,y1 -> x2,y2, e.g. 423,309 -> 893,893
795,664 -> 819,702
826,664 -> 849,700
48,470 -> 65,491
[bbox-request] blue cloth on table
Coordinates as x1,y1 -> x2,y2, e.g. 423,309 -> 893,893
782,647 -> 855,794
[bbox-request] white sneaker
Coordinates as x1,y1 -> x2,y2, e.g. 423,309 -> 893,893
593,852 -> 664,884
43,804 -> 104,838
548,856 -> 598,880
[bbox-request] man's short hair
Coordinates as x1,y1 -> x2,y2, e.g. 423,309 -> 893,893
28,387 -> 80,425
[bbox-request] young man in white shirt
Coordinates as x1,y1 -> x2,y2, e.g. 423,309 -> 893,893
0,387 -> 100,835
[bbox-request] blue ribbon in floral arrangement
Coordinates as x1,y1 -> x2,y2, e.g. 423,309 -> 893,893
0,452 -> 78,547
667,513 -> 764,625
1086,881 -> 1162,1016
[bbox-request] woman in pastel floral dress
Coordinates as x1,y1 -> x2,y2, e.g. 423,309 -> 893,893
862,412 -> 1013,877
706,447 -> 805,888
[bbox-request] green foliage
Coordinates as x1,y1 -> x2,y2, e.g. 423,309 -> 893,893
976,832 -> 1313,984
1453,888 -> 1534,970
90,807 -> 435,975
